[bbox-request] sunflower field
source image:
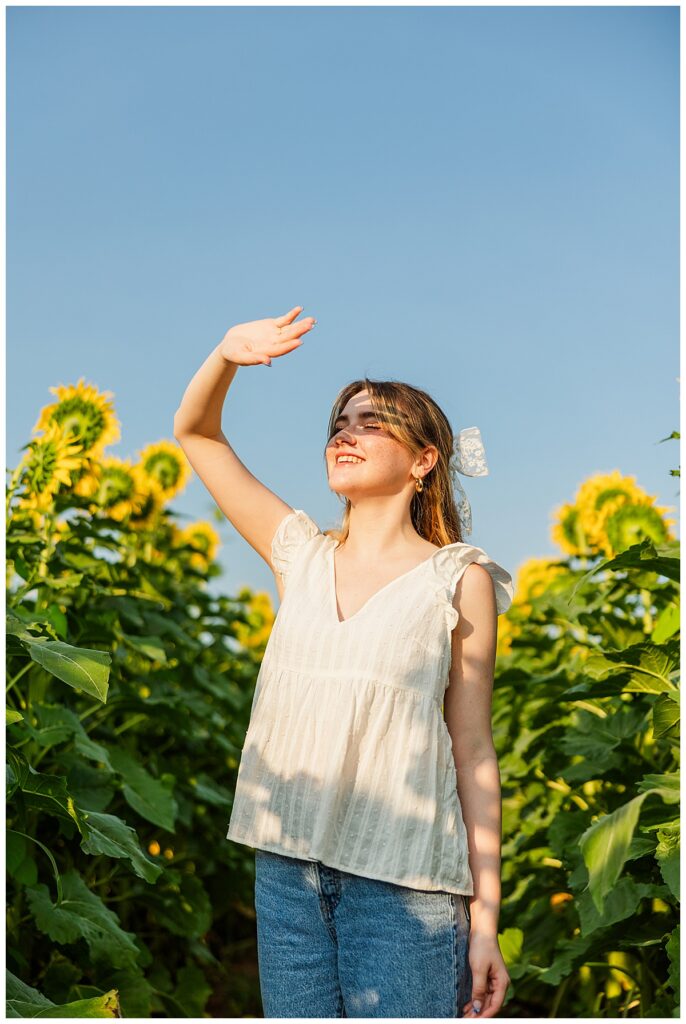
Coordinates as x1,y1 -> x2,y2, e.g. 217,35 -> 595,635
5,380 -> 680,1017
492,450 -> 680,1016
6,380 -> 269,1016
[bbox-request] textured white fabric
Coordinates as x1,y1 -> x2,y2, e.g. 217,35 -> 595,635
226,508 -> 514,895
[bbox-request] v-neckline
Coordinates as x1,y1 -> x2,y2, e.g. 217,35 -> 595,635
328,538 -> 443,626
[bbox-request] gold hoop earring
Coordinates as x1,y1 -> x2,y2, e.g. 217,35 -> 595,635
414,476 -> 424,494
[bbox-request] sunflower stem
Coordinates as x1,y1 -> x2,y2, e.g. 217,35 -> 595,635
5,463 -> 24,519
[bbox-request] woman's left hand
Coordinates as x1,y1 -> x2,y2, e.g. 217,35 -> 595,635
461,931 -> 510,1018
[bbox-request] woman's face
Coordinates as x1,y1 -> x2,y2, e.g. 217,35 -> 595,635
325,389 -> 418,500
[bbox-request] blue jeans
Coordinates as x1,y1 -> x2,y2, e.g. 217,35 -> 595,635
254,848 -> 473,1018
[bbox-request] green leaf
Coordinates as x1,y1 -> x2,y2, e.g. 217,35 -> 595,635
19,766 -> 90,832
121,634 -> 168,663
6,832 -> 38,887
653,693 -> 680,738
579,794 -> 648,913
576,877 -> 660,936
6,967 -> 121,1019
25,703 -> 83,751
536,933 -> 595,986
188,772 -> 233,808
26,869 -> 140,970
498,926 -> 524,970
143,870 -> 212,939
653,602 -> 680,642
655,826 -> 680,900
19,637 -> 111,702
638,772 -> 681,804
570,538 -> 679,594
584,642 -> 679,695
6,969 -> 54,1017
174,961 -> 212,1017
32,992 -> 120,1017
78,810 -> 163,883
6,746 -> 30,799
104,747 -> 178,831
6,709 -> 24,725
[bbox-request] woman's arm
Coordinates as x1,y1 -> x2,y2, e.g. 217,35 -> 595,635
444,563 -> 511,1019
173,306 -> 316,569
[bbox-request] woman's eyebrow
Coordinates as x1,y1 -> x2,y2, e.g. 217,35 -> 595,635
334,411 -> 378,424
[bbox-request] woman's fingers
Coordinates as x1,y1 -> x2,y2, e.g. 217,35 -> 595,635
273,316 -> 316,343
273,305 -> 304,328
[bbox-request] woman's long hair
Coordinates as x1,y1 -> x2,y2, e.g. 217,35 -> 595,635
323,377 -> 464,547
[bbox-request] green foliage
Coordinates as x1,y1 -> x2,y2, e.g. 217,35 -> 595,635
6,489 -> 269,1016
494,534 -> 680,1017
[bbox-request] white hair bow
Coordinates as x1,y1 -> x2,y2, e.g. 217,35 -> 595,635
449,426 -> 489,536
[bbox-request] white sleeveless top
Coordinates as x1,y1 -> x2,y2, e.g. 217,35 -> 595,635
226,508 -> 514,895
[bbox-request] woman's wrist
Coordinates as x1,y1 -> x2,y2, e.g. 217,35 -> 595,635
468,896 -> 500,936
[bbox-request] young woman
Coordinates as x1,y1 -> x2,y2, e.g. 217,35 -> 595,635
173,305 -> 514,1019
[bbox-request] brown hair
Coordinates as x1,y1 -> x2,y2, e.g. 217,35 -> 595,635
323,377 -> 464,547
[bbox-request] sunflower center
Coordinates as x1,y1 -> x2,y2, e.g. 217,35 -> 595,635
605,505 -> 667,553
52,398 -> 106,450
144,452 -> 180,490
97,466 -> 135,507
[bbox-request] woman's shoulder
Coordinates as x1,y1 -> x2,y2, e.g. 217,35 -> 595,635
271,508 -> 327,582
429,539 -> 514,617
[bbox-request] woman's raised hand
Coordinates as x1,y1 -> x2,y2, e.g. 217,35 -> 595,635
218,306 -> 316,367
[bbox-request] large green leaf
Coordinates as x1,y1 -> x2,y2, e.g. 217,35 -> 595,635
104,747 -> 178,831
579,793 -> 648,912
584,642 -> 678,695
6,965 -> 120,1018
19,766 -> 90,832
26,869 -> 140,970
16,636 -> 111,702
570,538 -> 680,596
576,876 -> 661,936
78,810 -> 163,883
638,772 -> 681,803
6,970 -> 54,1017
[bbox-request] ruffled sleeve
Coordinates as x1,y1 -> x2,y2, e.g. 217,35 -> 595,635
271,508 -> 322,586
430,542 -> 514,631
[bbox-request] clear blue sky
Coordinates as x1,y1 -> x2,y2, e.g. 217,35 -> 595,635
7,5 -> 679,603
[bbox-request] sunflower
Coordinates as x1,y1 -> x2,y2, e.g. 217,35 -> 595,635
15,422 -> 85,513
233,590 -> 276,650
557,471 -> 677,558
75,458 -> 157,521
32,377 -> 120,457
177,521 -> 221,565
514,556 -> 568,614
128,482 -> 167,530
550,501 -> 589,557
575,471 -> 647,548
601,503 -> 674,558
137,440 -> 193,501
495,612 -> 518,658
